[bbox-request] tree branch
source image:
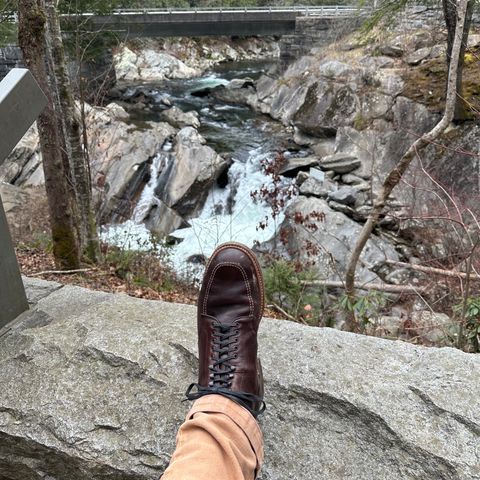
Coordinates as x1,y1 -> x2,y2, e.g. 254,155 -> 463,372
301,280 -> 426,294
386,260 -> 480,281
344,0 -> 471,331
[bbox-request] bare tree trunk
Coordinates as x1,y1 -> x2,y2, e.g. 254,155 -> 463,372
18,0 -> 80,269
344,0 -> 471,332
443,0 -> 474,121
44,0 -> 100,263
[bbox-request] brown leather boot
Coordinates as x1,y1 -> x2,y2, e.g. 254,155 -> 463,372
186,242 -> 266,417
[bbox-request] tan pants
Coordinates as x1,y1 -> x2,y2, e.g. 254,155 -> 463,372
161,395 -> 264,480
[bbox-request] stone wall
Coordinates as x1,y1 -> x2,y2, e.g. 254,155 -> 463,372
279,6 -> 480,70
0,45 -> 23,80
279,16 -> 360,68
396,5 -> 480,31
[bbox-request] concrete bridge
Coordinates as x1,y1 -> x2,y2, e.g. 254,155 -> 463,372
61,5 -> 363,38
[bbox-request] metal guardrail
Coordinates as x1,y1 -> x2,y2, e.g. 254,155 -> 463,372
0,69 -> 47,329
62,5 -> 364,17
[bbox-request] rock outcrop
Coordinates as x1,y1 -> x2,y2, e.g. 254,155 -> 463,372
114,37 -> 279,83
140,127 -> 227,236
276,196 -> 399,283
84,103 -> 176,221
0,103 -> 177,222
0,278 -> 478,479
115,46 -> 199,82
1,101 -> 227,233
247,16 -> 480,287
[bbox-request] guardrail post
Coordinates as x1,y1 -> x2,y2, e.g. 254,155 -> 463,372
0,196 -> 28,329
0,69 -> 47,329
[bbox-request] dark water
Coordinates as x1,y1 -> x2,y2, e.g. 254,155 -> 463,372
120,59 -> 289,157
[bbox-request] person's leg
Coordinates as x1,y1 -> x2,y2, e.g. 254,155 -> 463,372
161,395 -> 263,480
162,243 -> 266,480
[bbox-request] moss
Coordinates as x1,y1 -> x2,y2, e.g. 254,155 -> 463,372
401,47 -> 480,120
0,23 -> 17,47
51,224 -> 80,269
354,112 -> 368,130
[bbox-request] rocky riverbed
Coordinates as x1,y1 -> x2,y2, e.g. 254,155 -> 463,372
3,11 -> 480,344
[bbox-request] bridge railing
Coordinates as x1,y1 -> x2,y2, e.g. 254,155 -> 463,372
70,5 -> 366,17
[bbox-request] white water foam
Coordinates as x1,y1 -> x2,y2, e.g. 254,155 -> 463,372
102,146 -> 293,280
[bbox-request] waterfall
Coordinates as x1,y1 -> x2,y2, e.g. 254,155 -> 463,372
131,140 -> 173,224
101,59 -> 294,279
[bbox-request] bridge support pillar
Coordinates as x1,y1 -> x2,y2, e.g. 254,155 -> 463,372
279,15 -> 362,70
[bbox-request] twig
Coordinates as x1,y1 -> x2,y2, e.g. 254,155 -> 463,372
344,0 -> 470,331
271,302 -> 308,325
301,280 -> 426,294
385,260 -> 480,281
30,268 -> 97,276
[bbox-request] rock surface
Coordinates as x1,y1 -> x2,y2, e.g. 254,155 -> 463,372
0,278 -> 478,479
0,103 -> 177,222
139,127 -> 227,235
0,182 -> 44,226
0,124 -> 42,186
114,37 -> 279,83
160,106 -> 200,129
277,196 -> 399,283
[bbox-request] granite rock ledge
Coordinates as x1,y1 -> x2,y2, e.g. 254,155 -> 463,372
0,278 -> 478,480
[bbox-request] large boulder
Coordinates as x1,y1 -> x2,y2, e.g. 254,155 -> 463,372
114,46 -> 200,82
277,196 -> 399,283
0,278 -> 478,479
160,106 -> 200,129
85,103 -> 176,222
140,127 -> 227,235
1,103 -> 178,223
292,80 -> 360,137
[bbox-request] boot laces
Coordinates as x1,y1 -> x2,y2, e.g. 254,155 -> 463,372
185,321 -> 266,417
209,323 -> 238,388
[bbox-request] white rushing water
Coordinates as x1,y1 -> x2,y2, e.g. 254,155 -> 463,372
102,145 -> 293,280
101,62 -> 295,280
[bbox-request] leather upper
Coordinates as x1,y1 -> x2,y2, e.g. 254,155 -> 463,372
197,244 -> 264,401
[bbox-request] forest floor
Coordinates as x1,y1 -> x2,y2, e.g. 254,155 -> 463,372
16,245 -> 200,305
16,243 -> 282,318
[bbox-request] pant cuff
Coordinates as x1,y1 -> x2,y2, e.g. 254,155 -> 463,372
187,394 -> 264,469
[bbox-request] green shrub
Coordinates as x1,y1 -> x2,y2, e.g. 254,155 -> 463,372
454,296 -> 480,352
339,290 -> 387,330
264,259 -> 324,326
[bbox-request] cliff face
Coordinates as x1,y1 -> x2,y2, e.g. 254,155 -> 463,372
236,8 -> 480,299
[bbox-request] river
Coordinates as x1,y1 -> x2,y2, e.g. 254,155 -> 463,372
102,59 -> 302,280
